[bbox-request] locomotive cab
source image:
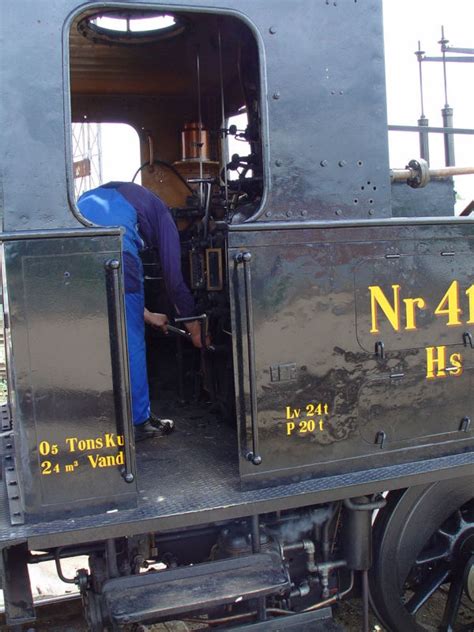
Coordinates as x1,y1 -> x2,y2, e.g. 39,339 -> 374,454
0,2 -> 473,630
69,6 -> 265,494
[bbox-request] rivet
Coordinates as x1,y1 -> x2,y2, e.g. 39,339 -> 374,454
335,209 -> 343,216
338,160 -> 346,167
269,26 -> 277,34
275,159 -> 282,167
265,211 -> 272,217
301,210 -> 308,217
320,160 -> 328,167
368,209 -> 375,216
286,210 -> 293,217
339,90 -> 344,95
272,92 -> 281,100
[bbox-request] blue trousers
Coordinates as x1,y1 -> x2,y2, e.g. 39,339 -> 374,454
125,291 -> 150,425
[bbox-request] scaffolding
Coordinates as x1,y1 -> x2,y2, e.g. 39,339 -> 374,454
72,121 -> 103,199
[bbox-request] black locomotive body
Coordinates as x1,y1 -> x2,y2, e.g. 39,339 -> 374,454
0,1 -> 473,630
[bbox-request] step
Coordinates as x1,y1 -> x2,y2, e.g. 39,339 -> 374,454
222,606 -> 344,631
101,552 -> 290,625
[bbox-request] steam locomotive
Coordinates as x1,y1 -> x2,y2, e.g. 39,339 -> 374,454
0,1 -> 473,631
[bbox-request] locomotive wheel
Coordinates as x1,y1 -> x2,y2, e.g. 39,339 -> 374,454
369,476 -> 474,632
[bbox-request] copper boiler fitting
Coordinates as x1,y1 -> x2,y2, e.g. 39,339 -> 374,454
181,122 -> 210,161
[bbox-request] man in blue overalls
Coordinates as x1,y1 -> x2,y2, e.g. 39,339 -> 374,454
78,182 -> 202,441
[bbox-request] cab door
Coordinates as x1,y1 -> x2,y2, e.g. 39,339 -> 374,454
2,230 -> 137,523
229,223 -> 474,488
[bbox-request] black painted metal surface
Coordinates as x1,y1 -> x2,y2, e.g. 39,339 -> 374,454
0,0 -> 472,556
0,411 -> 471,550
391,179 -> 456,218
102,552 -> 289,624
229,222 -> 474,486
1,0 -> 390,230
3,235 -> 137,521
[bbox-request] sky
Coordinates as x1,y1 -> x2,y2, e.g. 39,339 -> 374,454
99,0 -> 474,211
382,0 -> 474,210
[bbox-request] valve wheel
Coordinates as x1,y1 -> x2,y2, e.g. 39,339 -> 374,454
369,476 -> 474,631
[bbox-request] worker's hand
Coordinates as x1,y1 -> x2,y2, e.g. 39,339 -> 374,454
144,308 -> 169,333
185,320 -> 211,349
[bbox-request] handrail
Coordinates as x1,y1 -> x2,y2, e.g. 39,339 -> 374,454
234,251 -> 262,466
104,259 -> 135,484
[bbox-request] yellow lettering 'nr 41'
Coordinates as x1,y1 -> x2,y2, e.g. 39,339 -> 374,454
434,281 -> 462,326
369,285 -> 401,333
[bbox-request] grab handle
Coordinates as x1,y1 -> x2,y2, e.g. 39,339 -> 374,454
105,259 -> 135,483
235,252 -> 262,466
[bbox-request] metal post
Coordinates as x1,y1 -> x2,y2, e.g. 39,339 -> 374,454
418,116 -> 430,164
251,515 -> 266,621
442,106 -> 455,166
415,42 -> 430,164
440,27 -> 455,166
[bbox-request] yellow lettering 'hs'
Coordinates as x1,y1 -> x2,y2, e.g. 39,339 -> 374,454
426,346 -> 463,379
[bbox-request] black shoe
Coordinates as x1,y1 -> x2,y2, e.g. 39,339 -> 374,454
134,417 -> 174,442
148,413 -> 175,435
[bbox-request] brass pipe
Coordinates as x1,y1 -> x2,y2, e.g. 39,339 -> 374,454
391,164 -> 474,182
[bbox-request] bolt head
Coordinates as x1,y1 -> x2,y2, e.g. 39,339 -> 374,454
272,92 -> 281,100
269,25 -> 277,34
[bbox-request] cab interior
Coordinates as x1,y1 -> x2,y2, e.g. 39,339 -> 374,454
69,7 -> 264,484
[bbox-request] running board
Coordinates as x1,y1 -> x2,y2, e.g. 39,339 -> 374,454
101,552 -> 290,625
223,607 -> 344,631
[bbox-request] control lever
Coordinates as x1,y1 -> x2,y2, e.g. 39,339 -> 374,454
187,178 -> 214,238
167,324 -> 192,339
173,314 -> 215,351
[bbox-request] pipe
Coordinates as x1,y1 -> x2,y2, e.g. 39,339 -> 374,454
218,27 -> 229,214
303,571 -> 354,612
362,569 -> 370,632
391,165 -> 474,182
106,539 -> 119,579
251,515 -> 266,621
